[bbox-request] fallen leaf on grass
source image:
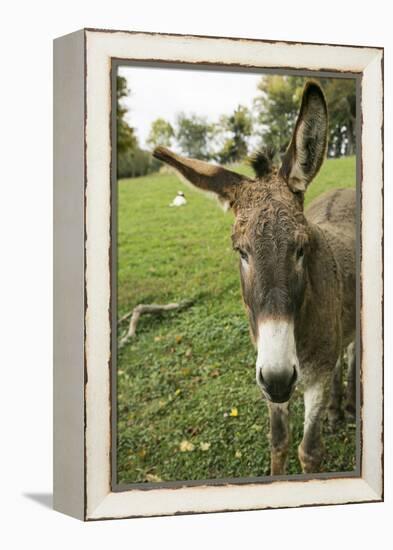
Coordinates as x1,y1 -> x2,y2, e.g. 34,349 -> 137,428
175,334 -> 183,344
200,442 -> 211,451
235,450 -> 242,458
229,407 -> 239,417
210,369 -> 220,378
179,440 -> 195,452
145,473 -> 162,483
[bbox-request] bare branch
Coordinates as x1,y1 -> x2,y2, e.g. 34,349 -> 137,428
118,300 -> 194,348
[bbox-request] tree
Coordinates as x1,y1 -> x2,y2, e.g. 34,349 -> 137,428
175,113 -> 214,160
116,75 -> 160,178
322,78 -> 356,157
117,147 -> 160,179
147,118 -> 174,148
216,105 -> 253,164
117,75 -> 137,155
254,75 -> 356,159
254,75 -> 304,156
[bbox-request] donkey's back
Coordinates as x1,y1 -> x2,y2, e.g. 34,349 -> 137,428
306,187 -> 356,346
306,187 -> 355,230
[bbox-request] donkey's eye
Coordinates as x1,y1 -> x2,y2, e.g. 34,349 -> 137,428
238,249 -> 249,262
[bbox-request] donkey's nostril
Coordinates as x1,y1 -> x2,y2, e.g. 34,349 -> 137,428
257,366 -> 297,403
257,368 -> 265,387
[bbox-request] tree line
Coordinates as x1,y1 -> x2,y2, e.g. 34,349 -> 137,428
117,74 -> 356,179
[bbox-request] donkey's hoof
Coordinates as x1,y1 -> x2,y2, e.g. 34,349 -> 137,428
298,445 -> 323,474
270,451 -> 288,476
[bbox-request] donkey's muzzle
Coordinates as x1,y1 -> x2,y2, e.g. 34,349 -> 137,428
257,367 -> 297,403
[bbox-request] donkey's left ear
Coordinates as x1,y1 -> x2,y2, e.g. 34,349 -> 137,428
153,146 -> 249,209
279,82 -> 328,193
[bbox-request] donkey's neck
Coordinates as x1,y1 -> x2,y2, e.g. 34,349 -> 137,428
294,222 -> 343,366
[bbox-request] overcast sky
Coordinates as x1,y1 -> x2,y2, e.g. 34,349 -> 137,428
118,65 -> 264,149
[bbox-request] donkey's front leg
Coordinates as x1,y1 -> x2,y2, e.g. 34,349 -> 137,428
345,342 -> 356,419
298,379 -> 329,473
328,356 -> 344,430
268,402 -> 290,475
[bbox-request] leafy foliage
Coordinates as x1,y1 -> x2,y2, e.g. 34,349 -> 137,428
117,148 -> 161,179
117,76 -> 160,178
323,78 -> 356,157
216,105 -> 253,164
175,113 -> 215,160
147,118 -> 175,148
117,76 -> 137,155
254,75 -> 356,158
254,76 -> 304,155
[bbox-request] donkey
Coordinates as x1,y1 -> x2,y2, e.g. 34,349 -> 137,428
153,82 -> 356,474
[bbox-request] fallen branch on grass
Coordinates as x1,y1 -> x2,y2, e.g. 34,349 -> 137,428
118,299 -> 194,348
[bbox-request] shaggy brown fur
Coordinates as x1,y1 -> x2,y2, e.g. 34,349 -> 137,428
249,148 -> 275,178
153,81 -> 356,474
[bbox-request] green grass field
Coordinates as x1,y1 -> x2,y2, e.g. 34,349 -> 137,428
117,155 -> 357,484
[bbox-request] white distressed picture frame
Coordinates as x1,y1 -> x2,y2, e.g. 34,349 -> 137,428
53,28 -> 383,521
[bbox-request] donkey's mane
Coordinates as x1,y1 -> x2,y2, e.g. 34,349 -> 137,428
249,148 -> 275,178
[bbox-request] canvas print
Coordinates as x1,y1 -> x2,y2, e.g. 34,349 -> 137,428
115,66 -> 358,485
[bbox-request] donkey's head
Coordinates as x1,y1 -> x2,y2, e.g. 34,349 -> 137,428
154,82 -> 328,403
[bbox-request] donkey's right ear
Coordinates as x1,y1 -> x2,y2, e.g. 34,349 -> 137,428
279,82 -> 328,193
153,146 -> 249,209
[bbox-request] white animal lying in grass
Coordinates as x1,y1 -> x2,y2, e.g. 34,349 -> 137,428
169,191 -> 187,207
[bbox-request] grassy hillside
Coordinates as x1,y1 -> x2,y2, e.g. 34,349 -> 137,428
116,155 -> 356,484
